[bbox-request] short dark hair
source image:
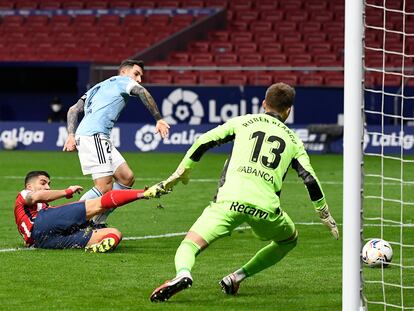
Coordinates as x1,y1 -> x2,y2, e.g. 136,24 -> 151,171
265,83 -> 296,112
24,171 -> 50,187
118,59 -> 144,72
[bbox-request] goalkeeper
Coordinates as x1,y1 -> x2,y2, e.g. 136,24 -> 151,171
150,83 -> 339,302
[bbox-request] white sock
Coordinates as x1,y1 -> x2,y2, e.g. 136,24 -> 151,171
176,269 -> 193,280
232,268 -> 247,283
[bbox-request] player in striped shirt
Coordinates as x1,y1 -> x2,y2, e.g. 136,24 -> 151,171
63,59 -> 170,228
14,170 -> 164,251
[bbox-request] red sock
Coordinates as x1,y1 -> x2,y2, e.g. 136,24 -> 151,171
101,233 -> 121,248
100,190 -> 145,209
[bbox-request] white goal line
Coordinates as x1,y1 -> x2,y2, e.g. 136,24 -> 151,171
0,175 -> 409,186
1,222 -> 412,253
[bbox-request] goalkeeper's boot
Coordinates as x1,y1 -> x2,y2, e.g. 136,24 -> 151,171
85,237 -> 116,253
219,273 -> 240,295
150,275 -> 193,302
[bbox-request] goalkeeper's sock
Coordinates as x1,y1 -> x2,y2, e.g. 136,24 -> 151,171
242,240 -> 297,277
100,190 -> 145,209
80,187 -> 102,201
174,239 -> 201,277
232,268 -> 247,283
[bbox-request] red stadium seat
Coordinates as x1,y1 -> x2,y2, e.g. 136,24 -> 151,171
174,72 -> 198,85
285,10 -> 309,22
38,1 -> 61,9
383,74 -> 402,87
85,1 -> 108,9
299,22 -> 322,33
289,54 -> 313,66
273,72 -> 298,85
230,32 -> 253,43
147,15 -> 170,26
299,74 -> 324,86
0,1 -> 14,9
223,73 -> 248,85
235,11 -> 259,22
109,1 -> 131,8
211,42 -> 233,53
278,33 -> 302,43
314,54 -> 340,66
204,0 -> 228,8
189,41 -> 210,53
170,52 -> 190,64
149,73 -> 174,84
279,0 -> 302,10
250,21 -> 272,32
185,0 -> 205,8
191,53 -> 214,65
256,0 -> 278,10
98,15 -> 121,25
274,21 -> 297,33
208,31 -> 230,42
304,33 -> 327,43
255,33 -> 278,44
123,15 -> 146,26
308,43 -> 332,54
305,0 -> 328,11
133,1 -> 156,8
260,43 -> 283,54
260,11 -> 284,22
26,15 -> 49,26
199,72 -> 222,85
229,21 -> 249,31
284,43 -> 306,54
248,74 -> 273,86
15,1 -> 38,9
62,1 -> 84,9
264,55 -> 288,66
171,14 -> 194,27
239,54 -> 262,66
324,72 -> 344,87
230,0 -> 253,10
310,11 -> 334,23
160,1 -> 181,8
215,54 -> 238,66
234,43 -> 257,54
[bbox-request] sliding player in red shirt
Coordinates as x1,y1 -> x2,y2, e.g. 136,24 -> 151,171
15,170 -> 164,252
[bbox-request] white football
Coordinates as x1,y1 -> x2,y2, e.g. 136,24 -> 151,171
2,138 -> 18,150
362,239 -> 393,267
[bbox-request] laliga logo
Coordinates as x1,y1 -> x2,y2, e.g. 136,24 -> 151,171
135,125 -> 161,152
162,88 -> 204,124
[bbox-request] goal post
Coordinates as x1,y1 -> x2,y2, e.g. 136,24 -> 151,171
343,0 -> 364,310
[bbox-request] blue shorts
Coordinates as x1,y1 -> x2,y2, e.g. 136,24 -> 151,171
32,201 -> 93,249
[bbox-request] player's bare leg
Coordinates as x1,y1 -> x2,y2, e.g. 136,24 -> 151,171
150,231 -> 208,302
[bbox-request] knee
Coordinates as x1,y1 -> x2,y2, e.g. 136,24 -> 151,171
95,180 -> 114,194
123,173 -> 135,187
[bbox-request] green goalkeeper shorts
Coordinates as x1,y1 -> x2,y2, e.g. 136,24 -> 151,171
188,201 -> 296,244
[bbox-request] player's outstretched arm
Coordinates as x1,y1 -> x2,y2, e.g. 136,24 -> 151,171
130,85 -> 170,138
25,186 -> 83,205
63,97 -> 85,151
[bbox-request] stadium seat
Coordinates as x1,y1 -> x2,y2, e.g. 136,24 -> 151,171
38,1 -> 61,9
284,43 -> 307,54
264,55 -> 288,66
199,71 -> 222,85
159,0 -> 180,8
234,43 -> 257,55
260,11 -> 284,22
255,33 -> 278,44
235,11 -> 259,22
223,74 -> 248,85
239,54 -> 262,66
185,0 -> 205,8
208,31 -> 230,42
109,1 -> 131,8
278,33 -> 302,44
274,21 -> 297,33
230,0 -> 253,10
304,0 -> 328,11
215,54 -> 238,66
123,15 -> 146,26
0,1 -> 14,9
256,0 -> 278,10
279,0 -> 302,10
260,43 -> 283,54
170,52 -> 190,64
171,14 -> 194,27
289,54 -> 313,66
314,54 -> 340,66
62,1 -> 84,9
324,72 -> 344,87
299,21 -> 322,33
230,32 -> 253,43
285,11 -> 309,22
250,21 -> 272,32
211,42 -> 233,54
248,73 -> 273,86
308,43 -> 332,53
188,41 -> 210,53
311,11 -> 334,23
15,1 -> 38,9
383,74 -> 402,87
191,53 -> 214,65
174,72 -> 198,85
299,74 -> 324,86
304,33 -> 328,43
85,1 -> 108,9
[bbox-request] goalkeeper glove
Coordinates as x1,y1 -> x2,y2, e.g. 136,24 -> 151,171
143,183 -> 169,199
316,205 -> 339,240
161,166 -> 191,190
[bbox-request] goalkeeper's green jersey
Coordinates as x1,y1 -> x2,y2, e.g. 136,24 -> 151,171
179,112 -> 327,214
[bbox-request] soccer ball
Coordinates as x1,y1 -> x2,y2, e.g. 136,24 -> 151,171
362,239 -> 393,267
2,137 -> 18,150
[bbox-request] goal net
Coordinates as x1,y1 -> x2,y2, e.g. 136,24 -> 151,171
362,0 -> 414,309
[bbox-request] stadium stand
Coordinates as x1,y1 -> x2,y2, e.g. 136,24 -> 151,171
1,0 -> 410,86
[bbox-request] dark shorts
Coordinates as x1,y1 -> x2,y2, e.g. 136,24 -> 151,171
32,201 -> 93,249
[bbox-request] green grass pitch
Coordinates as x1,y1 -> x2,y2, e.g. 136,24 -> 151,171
0,151 -> 411,310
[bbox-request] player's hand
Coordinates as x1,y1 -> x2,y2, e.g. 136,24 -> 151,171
316,205 -> 339,240
63,135 -> 77,152
65,185 -> 83,199
155,119 -> 170,139
162,166 -> 191,190
143,183 -> 169,199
